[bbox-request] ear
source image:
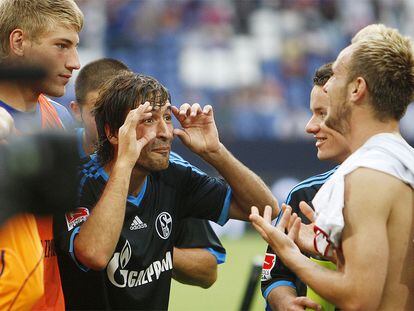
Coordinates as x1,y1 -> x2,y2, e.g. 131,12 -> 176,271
9,29 -> 25,57
104,123 -> 118,145
69,101 -> 83,123
349,77 -> 367,104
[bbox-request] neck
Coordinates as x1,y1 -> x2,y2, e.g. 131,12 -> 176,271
82,132 -> 97,156
104,159 -> 148,197
0,81 -> 40,112
347,110 -> 400,152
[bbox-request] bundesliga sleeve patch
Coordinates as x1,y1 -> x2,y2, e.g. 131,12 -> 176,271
261,253 -> 276,281
65,207 -> 90,231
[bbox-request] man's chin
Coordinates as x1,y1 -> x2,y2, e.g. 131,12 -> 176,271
43,85 -> 65,98
136,160 -> 170,172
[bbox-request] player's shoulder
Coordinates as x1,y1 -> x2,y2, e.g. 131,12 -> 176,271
42,96 -> 69,114
167,151 -> 206,176
42,95 -> 74,127
285,166 -> 338,204
79,154 -> 103,181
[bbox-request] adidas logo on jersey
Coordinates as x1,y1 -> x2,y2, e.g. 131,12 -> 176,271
130,216 -> 147,230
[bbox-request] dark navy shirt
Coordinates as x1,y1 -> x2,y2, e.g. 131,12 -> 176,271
55,153 -> 231,310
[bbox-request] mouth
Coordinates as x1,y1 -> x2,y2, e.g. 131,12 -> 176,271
315,136 -> 327,148
151,147 -> 170,155
59,74 -> 72,82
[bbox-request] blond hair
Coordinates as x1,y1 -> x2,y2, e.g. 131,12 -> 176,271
0,0 -> 84,60
349,24 -> 414,120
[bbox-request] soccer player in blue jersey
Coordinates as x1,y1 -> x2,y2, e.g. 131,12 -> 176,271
54,71 -> 277,310
67,58 -> 226,291
261,63 -> 351,311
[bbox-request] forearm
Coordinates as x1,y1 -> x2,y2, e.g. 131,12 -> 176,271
283,251 -> 358,309
172,247 -> 217,288
201,144 -> 278,219
267,286 -> 298,311
74,162 -> 132,270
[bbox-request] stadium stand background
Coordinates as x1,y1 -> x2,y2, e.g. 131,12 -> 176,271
64,0 -> 414,201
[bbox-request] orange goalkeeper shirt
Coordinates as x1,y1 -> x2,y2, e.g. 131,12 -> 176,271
0,214 -> 44,310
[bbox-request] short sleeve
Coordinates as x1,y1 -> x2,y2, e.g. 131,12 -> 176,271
168,156 -> 232,226
174,218 -> 226,264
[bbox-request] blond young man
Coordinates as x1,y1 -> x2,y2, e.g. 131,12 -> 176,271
0,0 -> 83,309
251,24 -> 414,311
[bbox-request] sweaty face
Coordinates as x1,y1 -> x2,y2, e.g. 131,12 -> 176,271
135,102 -> 174,172
323,46 -> 354,137
23,23 -> 80,97
305,86 -> 350,163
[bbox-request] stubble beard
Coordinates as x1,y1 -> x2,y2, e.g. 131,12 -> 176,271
325,97 -> 352,136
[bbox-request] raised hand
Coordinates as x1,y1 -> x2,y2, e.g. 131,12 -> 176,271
116,102 -> 155,167
172,103 -> 220,155
250,205 -> 301,259
287,201 -> 318,255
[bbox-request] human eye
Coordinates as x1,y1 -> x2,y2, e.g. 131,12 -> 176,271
144,118 -> 154,124
164,114 -> 172,122
56,43 -> 68,50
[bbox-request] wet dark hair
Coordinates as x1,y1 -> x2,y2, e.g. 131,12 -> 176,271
93,71 -> 169,165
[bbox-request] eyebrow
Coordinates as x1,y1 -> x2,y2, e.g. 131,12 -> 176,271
56,38 -> 79,47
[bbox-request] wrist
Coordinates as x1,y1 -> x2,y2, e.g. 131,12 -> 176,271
200,143 -> 226,164
112,159 -> 134,174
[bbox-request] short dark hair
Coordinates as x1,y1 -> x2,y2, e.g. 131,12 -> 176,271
313,62 -> 333,86
75,58 -> 129,106
93,71 -> 169,165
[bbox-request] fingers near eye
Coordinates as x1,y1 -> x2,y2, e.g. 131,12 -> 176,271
179,103 -> 191,116
190,103 -> 202,117
202,105 -> 213,115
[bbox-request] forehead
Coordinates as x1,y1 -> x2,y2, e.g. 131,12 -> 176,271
310,85 -> 329,109
150,101 -> 171,114
332,45 -> 354,73
38,23 -> 79,44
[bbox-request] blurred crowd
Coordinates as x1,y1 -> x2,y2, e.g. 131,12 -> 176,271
68,0 -> 414,140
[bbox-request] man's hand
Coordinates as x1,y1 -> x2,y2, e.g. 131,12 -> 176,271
172,103 -> 221,156
0,107 -> 14,141
267,286 -> 322,311
289,297 -> 322,311
250,205 -> 301,260
116,102 -> 155,167
290,201 -> 317,255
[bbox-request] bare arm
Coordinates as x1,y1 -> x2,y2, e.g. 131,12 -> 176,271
251,168 -> 395,310
74,104 -> 155,270
172,104 -> 278,220
172,247 -> 217,288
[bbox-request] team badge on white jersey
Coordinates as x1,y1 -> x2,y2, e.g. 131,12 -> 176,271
130,216 -> 147,230
155,212 -> 172,239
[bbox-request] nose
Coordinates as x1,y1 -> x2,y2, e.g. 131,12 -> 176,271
157,119 -> 173,140
66,48 -> 81,71
305,116 -> 320,134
